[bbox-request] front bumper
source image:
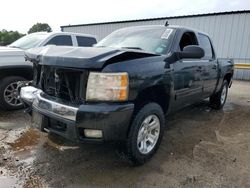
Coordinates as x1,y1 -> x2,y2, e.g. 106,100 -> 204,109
33,92 -> 78,121
21,86 -> 134,142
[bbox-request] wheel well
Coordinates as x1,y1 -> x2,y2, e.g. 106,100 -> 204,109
224,73 -> 232,85
0,67 -> 33,81
134,86 -> 170,114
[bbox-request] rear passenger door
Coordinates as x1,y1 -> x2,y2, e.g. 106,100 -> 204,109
172,31 -> 205,108
197,33 -> 218,97
45,35 -> 73,46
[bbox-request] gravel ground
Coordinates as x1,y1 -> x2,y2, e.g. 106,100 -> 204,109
0,80 -> 250,188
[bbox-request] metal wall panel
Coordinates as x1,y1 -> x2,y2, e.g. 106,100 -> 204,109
62,12 -> 250,80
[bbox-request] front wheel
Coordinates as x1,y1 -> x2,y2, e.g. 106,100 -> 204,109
126,103 -> 165,165
0,76 -> 26,110
210,80 -> 228,110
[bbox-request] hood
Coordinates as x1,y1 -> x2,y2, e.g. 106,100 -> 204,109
0,46 -> 24,56
25,46 -> 158,69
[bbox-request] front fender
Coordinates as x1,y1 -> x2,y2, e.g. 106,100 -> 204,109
102,56 -> 172,101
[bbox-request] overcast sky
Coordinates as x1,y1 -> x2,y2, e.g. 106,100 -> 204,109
1,0 -> 249,33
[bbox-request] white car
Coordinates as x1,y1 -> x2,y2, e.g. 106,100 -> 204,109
0,32 -> 97,110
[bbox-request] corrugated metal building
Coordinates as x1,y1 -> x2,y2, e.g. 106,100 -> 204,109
61,10 -> 250,80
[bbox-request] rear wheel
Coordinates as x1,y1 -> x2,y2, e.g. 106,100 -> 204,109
210,80 -> 228,109
126,103 -> 165,165
0,76 -> 26,110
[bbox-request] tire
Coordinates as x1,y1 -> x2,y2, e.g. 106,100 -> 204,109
210,80 -> 228,110
0,76 -> 26,110
126,102 -> 165,165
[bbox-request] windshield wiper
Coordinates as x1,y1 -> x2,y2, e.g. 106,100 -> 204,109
121,47 -> 143,50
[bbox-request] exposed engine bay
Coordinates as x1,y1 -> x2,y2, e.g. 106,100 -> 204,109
33,64 -> 88,104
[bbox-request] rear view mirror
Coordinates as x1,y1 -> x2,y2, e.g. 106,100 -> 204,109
178,45 -> 204,59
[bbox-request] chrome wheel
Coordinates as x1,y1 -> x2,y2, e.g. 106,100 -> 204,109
220,84 -> 227,105
4,82 -> 23,107
137,114 -> 160,154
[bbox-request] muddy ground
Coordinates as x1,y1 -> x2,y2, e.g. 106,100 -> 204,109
0,80 -> 250,188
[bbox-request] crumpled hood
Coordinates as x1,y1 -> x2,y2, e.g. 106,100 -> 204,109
0,46 -> 24,56
25,46 -> 158,69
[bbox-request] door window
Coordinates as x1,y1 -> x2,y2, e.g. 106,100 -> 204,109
198,34 -> 213,59
46,35 -> 73,46
179,32 -> 198,51
76,36 -> 96,47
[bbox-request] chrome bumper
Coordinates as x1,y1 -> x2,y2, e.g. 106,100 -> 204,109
20,86 -> 42,104
20,86 -> 78,121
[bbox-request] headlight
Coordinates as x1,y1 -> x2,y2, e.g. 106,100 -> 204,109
86,72 -> 129,101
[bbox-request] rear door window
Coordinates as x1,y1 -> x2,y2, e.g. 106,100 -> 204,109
76,36 -> 97,47
198,34 -> 213,59
46,35 -> 73,46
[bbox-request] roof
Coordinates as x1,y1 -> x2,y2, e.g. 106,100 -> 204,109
30,31 -> 96,38
105,24 -> 209,37
61,10 -> 250,29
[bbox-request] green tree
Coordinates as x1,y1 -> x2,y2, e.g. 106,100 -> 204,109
0,30 -> 25,46
28,23 -> 52,34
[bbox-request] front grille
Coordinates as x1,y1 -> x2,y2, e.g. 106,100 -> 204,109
33,65 -> 88,104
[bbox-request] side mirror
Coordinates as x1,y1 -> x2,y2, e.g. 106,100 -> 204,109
178,45 -> 204,59
164,45 -> 205,66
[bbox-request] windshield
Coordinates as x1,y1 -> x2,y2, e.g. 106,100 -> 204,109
96,27 -> 174,55
9,33 -> 48,50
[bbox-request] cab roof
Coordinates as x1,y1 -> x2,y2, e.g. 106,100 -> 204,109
116,25 -> 209,37
28,31 -> 96,39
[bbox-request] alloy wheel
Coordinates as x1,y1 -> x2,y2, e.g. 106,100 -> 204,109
137,114 -> 160,154
4,82 -> 23,107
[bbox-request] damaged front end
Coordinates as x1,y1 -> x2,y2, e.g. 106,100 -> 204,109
20,65 -> 89,122
21,47 -> 93,106
19,46 -> 137,141
33,65 -> 88,104
20,67 -> 84,123
20,47 -> 91,119
20,65 -> 88,113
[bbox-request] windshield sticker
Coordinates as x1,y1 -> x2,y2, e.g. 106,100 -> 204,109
161,29 -> 173,39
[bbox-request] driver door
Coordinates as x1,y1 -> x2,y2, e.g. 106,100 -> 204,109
172,31 -> 205,108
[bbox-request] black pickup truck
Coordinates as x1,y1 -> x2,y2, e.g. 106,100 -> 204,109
20,25 -> 234,165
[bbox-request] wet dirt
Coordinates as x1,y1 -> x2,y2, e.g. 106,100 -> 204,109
8,129 -> 40,151
0,80 -> 250,188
